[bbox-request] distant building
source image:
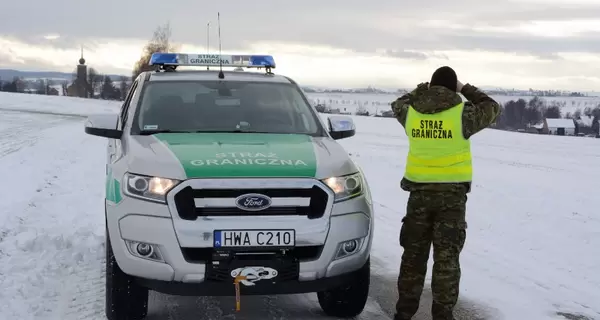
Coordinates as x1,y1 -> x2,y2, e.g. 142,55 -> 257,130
529,122 -> 544,133
67,47 -> 92,98
542,118 -> 576,136
48,87 -> 59,95
525,127 -> 539,134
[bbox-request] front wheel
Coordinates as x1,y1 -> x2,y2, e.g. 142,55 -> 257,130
105,227 -> 149,320
317,257 -> 370,318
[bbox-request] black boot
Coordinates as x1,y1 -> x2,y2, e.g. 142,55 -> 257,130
394,313 -> 411,320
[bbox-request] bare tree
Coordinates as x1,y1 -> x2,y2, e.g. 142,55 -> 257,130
62,80 -> 69,96
565,112 -> 572,119
101,75 -> 117,100
35,79 -> 45,94
132,22 -> 179,80
119,75 -> 130,100
87,68 -> 103,98
544,104 -> 561,119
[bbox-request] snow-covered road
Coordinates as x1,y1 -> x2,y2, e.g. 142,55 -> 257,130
0,108 -> 491,320
0,92 -> 598,320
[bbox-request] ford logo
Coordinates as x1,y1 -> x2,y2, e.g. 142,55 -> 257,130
235,193 -> 272,211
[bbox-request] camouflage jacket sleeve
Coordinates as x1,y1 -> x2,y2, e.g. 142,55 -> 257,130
461,83 -> 501,139
391,82 -> 429,127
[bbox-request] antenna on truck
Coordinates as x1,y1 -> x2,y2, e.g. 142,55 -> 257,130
217,12 -> 224,79
206,21 -> 210,70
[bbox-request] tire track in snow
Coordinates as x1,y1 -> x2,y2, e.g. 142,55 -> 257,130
0,117 -> 107,320
0,110 -> 78,158
55,260 -> 106,320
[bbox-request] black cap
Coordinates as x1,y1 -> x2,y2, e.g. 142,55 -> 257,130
430,66 -> 457,92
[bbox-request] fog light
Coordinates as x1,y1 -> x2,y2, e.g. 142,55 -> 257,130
334,238 -> 364,260
343,240 -> 358,253
125,240 -> 164,262
136,243 -> 153,256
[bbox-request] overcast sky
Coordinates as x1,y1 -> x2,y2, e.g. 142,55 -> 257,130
1,0 -> 600,90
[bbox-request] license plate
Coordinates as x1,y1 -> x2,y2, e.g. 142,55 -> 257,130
214,230 -> 295,248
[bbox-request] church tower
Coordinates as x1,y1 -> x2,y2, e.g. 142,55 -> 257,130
75,46 -> 89,98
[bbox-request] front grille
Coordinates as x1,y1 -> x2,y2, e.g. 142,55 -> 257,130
173,185 -> 329,220
193,189 -> 314,198
195,207 -> 308,216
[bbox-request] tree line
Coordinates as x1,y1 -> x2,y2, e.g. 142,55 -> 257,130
0,68 -> 131,101
72,68 -> 131,101
494,96 -> 600,133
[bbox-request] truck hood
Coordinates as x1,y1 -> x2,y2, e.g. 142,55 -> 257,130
126,133 -> 358,180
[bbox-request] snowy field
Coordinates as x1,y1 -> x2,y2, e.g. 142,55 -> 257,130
306,92 -> 600,116
0,91 -> 598,320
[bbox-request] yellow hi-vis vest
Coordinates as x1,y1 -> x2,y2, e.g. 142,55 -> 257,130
404,102 -> 472,183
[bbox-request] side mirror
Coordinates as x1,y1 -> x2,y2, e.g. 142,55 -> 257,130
84,114 -> 122,139
328,115 -> 356,140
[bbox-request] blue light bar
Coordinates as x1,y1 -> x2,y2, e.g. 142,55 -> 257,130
149,53 -> 276,68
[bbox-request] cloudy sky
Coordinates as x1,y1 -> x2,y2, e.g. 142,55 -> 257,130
1,0 -> 600,90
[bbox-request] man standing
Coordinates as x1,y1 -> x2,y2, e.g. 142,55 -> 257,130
390,66 -> 500,320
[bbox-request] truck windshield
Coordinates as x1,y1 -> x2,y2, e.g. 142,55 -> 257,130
133,80 -> 324,136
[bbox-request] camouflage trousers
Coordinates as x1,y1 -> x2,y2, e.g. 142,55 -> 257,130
395,191 -> 468,320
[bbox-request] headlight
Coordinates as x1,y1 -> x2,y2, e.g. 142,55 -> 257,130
321,172 -> 364,202
123,173 -> 179,203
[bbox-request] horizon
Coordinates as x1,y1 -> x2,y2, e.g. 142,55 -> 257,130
0,67 -> 597,94
1,0 -> 600,91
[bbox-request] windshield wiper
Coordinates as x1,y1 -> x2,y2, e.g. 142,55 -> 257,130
138,129 -> 190,135
138,129 -> 276,135
192,129 -> 274,134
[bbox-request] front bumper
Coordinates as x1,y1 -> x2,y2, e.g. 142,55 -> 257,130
134,260 -> 367,296
106,178 -> 374,293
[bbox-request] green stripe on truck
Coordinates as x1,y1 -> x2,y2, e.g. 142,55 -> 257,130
154,132 -> 318,178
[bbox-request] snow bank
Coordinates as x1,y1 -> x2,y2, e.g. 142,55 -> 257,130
0,92 -> 120,117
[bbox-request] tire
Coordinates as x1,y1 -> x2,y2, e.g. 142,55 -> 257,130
105,226 -> 149,320
317,257 -> 370,318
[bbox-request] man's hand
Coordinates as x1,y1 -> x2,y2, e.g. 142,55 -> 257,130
416,82 -> 429,92
456,80 -> 464,93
